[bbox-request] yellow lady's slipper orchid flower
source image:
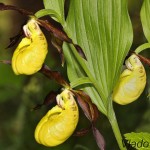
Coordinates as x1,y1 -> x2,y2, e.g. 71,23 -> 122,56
113,54 -> 146,105
12,18 -> 48,75
34,89 -> 79,147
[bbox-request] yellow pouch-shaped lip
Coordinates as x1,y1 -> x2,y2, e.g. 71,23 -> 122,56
12,18 -> 48,75
34,89 -> 79,147
113,54 -> 146,105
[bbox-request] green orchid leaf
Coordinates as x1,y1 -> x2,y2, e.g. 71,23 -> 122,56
124,132 -> 150,150
35,9 -> 61,22
63,42 -> 107,114
141,0 -> 150,42
43,0 -> 65,23
63,42 -> 87,82
63,0 -> 133,105
70,77 -> 92,88
135,43 -> 150,54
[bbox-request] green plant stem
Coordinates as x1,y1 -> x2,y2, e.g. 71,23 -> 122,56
108,102 -> 127,150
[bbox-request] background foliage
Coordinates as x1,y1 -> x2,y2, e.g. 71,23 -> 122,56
0,0 -> 149,150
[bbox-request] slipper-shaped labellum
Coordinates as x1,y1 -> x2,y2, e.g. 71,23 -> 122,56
113,54 -> 146,105
34,89 -> 79,147
12,18 -> 48,75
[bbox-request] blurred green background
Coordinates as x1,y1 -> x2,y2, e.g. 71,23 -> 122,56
0,0 -> 150,150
